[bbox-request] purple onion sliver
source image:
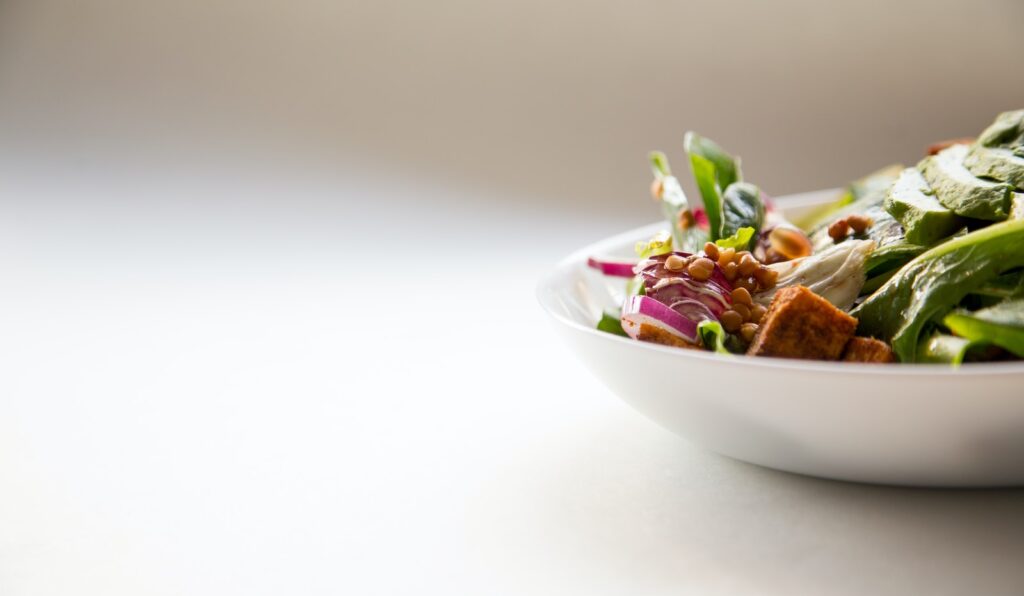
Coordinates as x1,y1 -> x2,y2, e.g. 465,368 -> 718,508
587,256 -> 638,278
620,295 -> 699,343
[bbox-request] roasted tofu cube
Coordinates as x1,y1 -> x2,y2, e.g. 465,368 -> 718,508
747,285 -> 857,360
841,337 -> 896,363
637,324 -> 700,349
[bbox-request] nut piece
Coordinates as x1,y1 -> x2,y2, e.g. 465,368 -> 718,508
828,215 -> 874,243
827,219 -> 850,242
847,214 -> 873,234
747,285 -> 857,360
768,226 -> 813,260
664,254 -> 687,272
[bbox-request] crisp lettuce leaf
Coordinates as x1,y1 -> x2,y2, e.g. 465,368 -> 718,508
635,230 -> 673,258
714,227 -> 755,250
755,239 -> 872,311
697,320 -> 730,354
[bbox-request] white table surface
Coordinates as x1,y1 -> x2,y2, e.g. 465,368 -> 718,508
1,161 -> 1023,596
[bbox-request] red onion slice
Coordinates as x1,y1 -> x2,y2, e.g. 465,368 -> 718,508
621,295 -> 699,343
587,256 -> 638,278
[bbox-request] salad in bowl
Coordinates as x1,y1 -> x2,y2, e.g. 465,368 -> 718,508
590,109 -> 1024,365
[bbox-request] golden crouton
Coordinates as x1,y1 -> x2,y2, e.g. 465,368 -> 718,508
841,337 -> 896,363
637,323 -> 700,349
747,285 -> 857,360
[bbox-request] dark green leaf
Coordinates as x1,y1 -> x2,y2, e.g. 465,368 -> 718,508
971,270 -> 1024,299
919,144 -> 1013,221
683,132 -> 741,191
684,132 -> 743,241
852,219 -> 1024,362
721,182 -> 765,243
596,312 -> 629,337
944,299 -> 1024,357
688,152 -> 724,240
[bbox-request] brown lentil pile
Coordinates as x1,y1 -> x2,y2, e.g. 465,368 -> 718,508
703,241 -> 778,294
827,214 -> 873,243
719,285 -> 768,339
662,252 -> 718,282
702,241 -> 776,342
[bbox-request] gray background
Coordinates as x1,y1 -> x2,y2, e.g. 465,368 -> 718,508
2,0 -> 1023,224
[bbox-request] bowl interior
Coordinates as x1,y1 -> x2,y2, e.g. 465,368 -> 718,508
538,188 -> 1024,376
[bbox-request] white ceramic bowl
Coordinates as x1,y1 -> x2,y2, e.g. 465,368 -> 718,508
538,189 -> 1024,487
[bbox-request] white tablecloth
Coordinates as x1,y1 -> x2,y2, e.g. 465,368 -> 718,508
0,162 -> 1022,595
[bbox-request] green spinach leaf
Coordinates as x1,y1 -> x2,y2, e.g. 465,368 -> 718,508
852,219 -> 1024,362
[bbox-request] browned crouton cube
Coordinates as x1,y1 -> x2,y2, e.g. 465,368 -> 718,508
746,286 -> 857,360
637,323 -> 700,349
841,337 -> 896,363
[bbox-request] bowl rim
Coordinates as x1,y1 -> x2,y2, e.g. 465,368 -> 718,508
537,189 -> 1024,377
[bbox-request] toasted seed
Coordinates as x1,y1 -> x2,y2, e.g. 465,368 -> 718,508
768,226 -> 813,260
739,323 -> 758,343
738,253 -> 759,276
720,310 -> 743,332
730,287 -> 753,306
664,254 -> 686,272
688,257 -> 715,281
847,214 -> 873,234
703,242 -> 719,261
828,219 -> 850,242
750,304 -> 767,323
